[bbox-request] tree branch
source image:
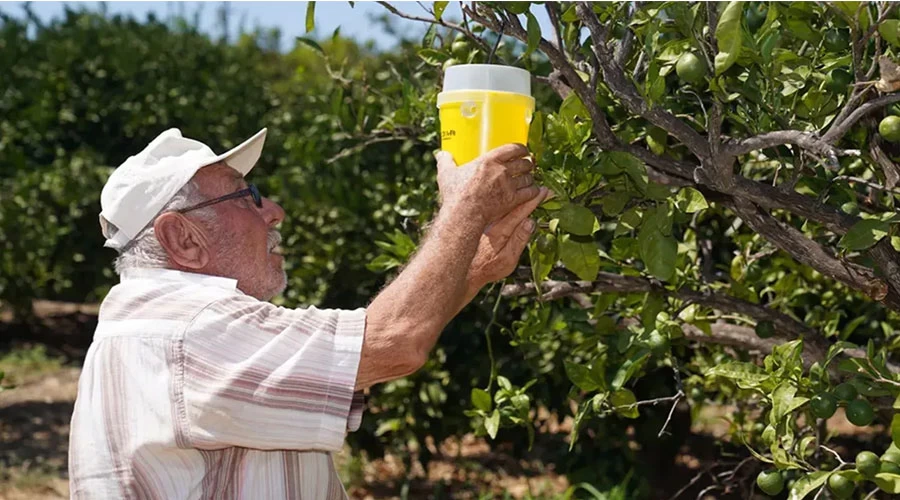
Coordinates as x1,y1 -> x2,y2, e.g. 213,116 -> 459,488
823,93 -> 900,144
731,198 -> 890,302
575,2 -> 711,161
725,131 -> 860,161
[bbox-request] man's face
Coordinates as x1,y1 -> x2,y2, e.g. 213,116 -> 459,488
192,164 -> 287,301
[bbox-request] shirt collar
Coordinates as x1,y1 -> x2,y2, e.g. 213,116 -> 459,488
120,268 -> 238,290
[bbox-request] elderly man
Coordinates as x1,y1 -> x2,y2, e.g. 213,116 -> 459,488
68,127 -> 546,499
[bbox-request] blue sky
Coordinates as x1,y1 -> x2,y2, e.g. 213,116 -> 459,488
1,1 -> 554,51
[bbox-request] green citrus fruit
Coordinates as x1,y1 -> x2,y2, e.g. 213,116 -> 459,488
827,473 -> 855,499
451,40 -> 470,59
757,470 -> 784,496
810,393 -> 838,419
856,451 -> 880,478
833,382 -> 858,402
676,52 -> 706,85
880,115 -> 900,143
745,2 -> 768,33
690,386 -> 704,401
442,58 -> 459,71
826,69 -> 853,93
535,234 -> 555,254
825,28 -> 850,52
755,320 -> 775,339
647,330 -> 669,354
881,461 -> 900,474
845,399 -> 874,426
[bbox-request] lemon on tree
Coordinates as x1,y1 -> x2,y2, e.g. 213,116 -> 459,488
809,393 -> 837,419
833,382 -> 857,402
855,451 -> 880,478
879,115 -> 900,143
451,35 -> 470,59
845,399 -> 874,427
754,320 -> 775,339
827,473 -> 855,499
756,470 -> 784,496
676,52 -> 706,86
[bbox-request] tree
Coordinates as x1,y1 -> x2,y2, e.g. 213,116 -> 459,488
324,1 -> 900,496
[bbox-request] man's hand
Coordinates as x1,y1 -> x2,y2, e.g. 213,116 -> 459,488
436,144 -> 538,225
468,187 -> 549,287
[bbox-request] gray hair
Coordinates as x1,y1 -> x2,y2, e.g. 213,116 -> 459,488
111,180 -> 214,275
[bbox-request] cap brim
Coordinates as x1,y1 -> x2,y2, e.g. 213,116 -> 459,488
207,128 -> 267,176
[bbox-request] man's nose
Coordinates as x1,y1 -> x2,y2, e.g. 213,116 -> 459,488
261,197 -> 285,226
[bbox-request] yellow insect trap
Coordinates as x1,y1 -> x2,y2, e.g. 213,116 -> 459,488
437,64 -> 535,166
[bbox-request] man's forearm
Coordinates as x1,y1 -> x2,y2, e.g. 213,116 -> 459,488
357,201 -> 485,388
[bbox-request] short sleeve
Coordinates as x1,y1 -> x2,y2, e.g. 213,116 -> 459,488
179,294 -> 366,452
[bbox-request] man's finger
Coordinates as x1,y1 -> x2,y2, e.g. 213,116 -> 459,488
512,185 -> 542,207
513,173 -> 534,190
483,143 -> 530,163
505,157 -> 535,176
486,187 -> 548,240
435,150 -> 457,170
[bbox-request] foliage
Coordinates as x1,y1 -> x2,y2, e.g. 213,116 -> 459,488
328,1 -> 900,497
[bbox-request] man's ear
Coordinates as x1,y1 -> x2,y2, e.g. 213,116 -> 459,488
153,212 -> 210,270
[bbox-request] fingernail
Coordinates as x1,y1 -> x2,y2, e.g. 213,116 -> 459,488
523,219 -> 535,232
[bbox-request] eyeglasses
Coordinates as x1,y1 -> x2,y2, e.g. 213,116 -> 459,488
177,184 -> 263,214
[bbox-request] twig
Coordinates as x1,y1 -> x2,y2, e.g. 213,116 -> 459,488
823,93 -> 900,144
820,445 -> 848,465
830,175 -> 900,198
667,465 -> 715,500
375,1 -> 501,62
657,390 -> 684,437
325,136 -> 405,165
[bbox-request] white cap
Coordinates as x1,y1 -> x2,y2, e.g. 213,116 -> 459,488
99,127 -> 267,250
442,64 -> 531,95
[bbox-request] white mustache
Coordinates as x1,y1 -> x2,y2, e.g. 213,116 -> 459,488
267,231 -> 282,252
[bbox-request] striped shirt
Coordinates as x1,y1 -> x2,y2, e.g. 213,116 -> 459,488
68,268 -> 366,499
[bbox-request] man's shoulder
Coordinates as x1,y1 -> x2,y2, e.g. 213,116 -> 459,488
98,269 -> 246,326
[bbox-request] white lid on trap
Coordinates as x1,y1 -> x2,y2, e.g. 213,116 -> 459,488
442,64 -> 531,96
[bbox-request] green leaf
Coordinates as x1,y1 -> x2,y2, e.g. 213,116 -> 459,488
611,349 -> 651,389
892,414 -> 900,448
433,1 -> 449,20
676,187 -> 708,213
637,208 -> 677,282
418,48 -> 449,66
296,37 -> 324,55
771,382 -> 799,422
714,1 -> 744,75
530,238 -> 556,283
528,111 -> 544,163
706,362 -> 769,389
838,218 -> 891,250
525,12 -> 541,57
880,20 -> 900,47
874,473 -> 900,493
565,361 -> 601,392
305,1 -> 316,33
610,388 -> 639,418
558,203 -> 597,236
472,388 -> 492,412
559,235 -> 600,281
374,418 -> 403,436
788,471 -> 830,500
601,192 -> 631,217
485,409 -> 501,439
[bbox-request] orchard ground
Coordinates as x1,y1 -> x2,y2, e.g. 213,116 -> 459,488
0,302 -> 887,500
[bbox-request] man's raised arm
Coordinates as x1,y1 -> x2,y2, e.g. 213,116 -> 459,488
356,144 -> 540,390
